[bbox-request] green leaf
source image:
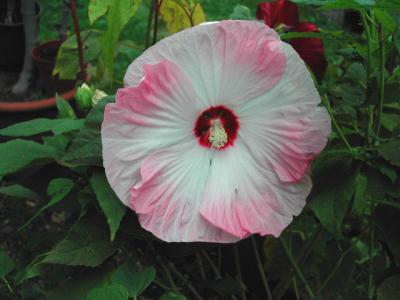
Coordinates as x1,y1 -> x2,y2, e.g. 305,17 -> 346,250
374,8 -> 396,32
43,135 -> 71,158
87,284 -> 129,300
19,178 -> 75,230
101,0 -> 142,80
311,169 -> 358,237
90,172 -> 126,241
0,139 -> 57,177
0,118 -> 85,137
379,140 -> 400,166
62,96 -> 115,167
0,184 -> 42,201
44,267 -> 113,300
376,274 -> 400,300
15,260 -> 45,284
56,94 -> 77,119
160,292 -> 187,300
229,5 -> 251,20
41,216 -> 117,267
111,264 -> 156,298
88,0 -> 110,25
378,164 -> 398,183
382,113 -> 400,132
352,172 -> 369,214
0,250 -> 14,277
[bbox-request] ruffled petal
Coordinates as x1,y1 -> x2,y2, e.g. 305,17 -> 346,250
102,60 -> 202,205
131,140 -> 240,243
237,43 -> 331,183
124,21 -> 286,107
256,0 -> 300,28
289,22 -> 328,78
200,141 -> 312,239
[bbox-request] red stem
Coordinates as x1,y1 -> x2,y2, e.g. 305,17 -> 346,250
70,0 -> 86,80
152,0 -> 163,45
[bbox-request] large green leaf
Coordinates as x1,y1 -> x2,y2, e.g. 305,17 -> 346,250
0,250 -> 14,277
0,139 -> 57,177
101,0 -> 142,81
90,172 -> 126,241
0,184 -> 42,201
87,284 -> 129,300
0,118 -> 84,137
41,216 -> 117,267
111,264 -> 156,298
62,96 -> 115,167
311,169 -> 358,237
88,0 -> 110,25
19,178 -> 75,230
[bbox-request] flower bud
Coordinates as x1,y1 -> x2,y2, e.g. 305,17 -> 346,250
75,83 -> 95,111
92,89 -> 108,106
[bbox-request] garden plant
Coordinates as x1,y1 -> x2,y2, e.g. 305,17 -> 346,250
0,0 -> 400,299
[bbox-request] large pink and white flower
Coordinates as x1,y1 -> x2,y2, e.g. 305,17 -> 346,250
101,20 -> 331,243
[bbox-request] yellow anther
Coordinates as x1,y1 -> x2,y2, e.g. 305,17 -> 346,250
209,120 -> 228,149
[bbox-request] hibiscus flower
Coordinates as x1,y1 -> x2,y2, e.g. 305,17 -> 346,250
257,0 -> 328,78
101,20 -> 331,243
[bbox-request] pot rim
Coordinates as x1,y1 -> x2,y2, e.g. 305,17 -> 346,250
0,88 -> 76,113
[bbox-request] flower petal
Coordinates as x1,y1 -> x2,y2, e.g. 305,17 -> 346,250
131,140 -> 240,243
124,21 -> 286,107
237,43 -> 331,183
290,22 -> 328,78
200,141 -> 312,239
102,60 -> 202,206
256,0 -> 300,28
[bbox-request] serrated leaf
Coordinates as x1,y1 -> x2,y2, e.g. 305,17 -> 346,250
0,250 -> 14,277
382,113 -> 400,132
111,264 -> 156,298
62,96 -> 115,167
160,292 -> 188,300
42,216 -> 117,267
90,172 -> 126,241
378,140 -> 400,166
0,118 -> 84,137
0,184 -> 42,201
377,275 -> 400,300
0,139 -> 57,177
160,0 -> 206,33
19,178 -> 75,230
87,284 -> 129,300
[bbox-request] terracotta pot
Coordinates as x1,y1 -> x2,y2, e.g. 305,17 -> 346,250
0,88 -> 76,113
0,0 -> 42,70
32,39 -> 76,95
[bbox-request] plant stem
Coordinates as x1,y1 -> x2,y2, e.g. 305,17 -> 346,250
234,244 -> 247,300
321,94 -> 354,152
251,236 -> 273,300
145,0 -> 155,48
361,12 -> 372,100
2,277 -> 14,294
201,250 -> 222,279
156,256 -> 178,292
279,237 -> 315,299
168,262 -> 204,300
368,207 -> 375,299
152,0 -> 163,45
376,23 -> 385,137
70,0 -> 86,79
293,278 -> 300,300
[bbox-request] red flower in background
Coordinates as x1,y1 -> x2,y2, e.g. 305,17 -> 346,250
257,0 -> 327,78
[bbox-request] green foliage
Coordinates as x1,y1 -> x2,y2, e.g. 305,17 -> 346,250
111,264 -> 156,297
1,0 -> 400,299
41,216 -> 117,267
90,172 -> 126,241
